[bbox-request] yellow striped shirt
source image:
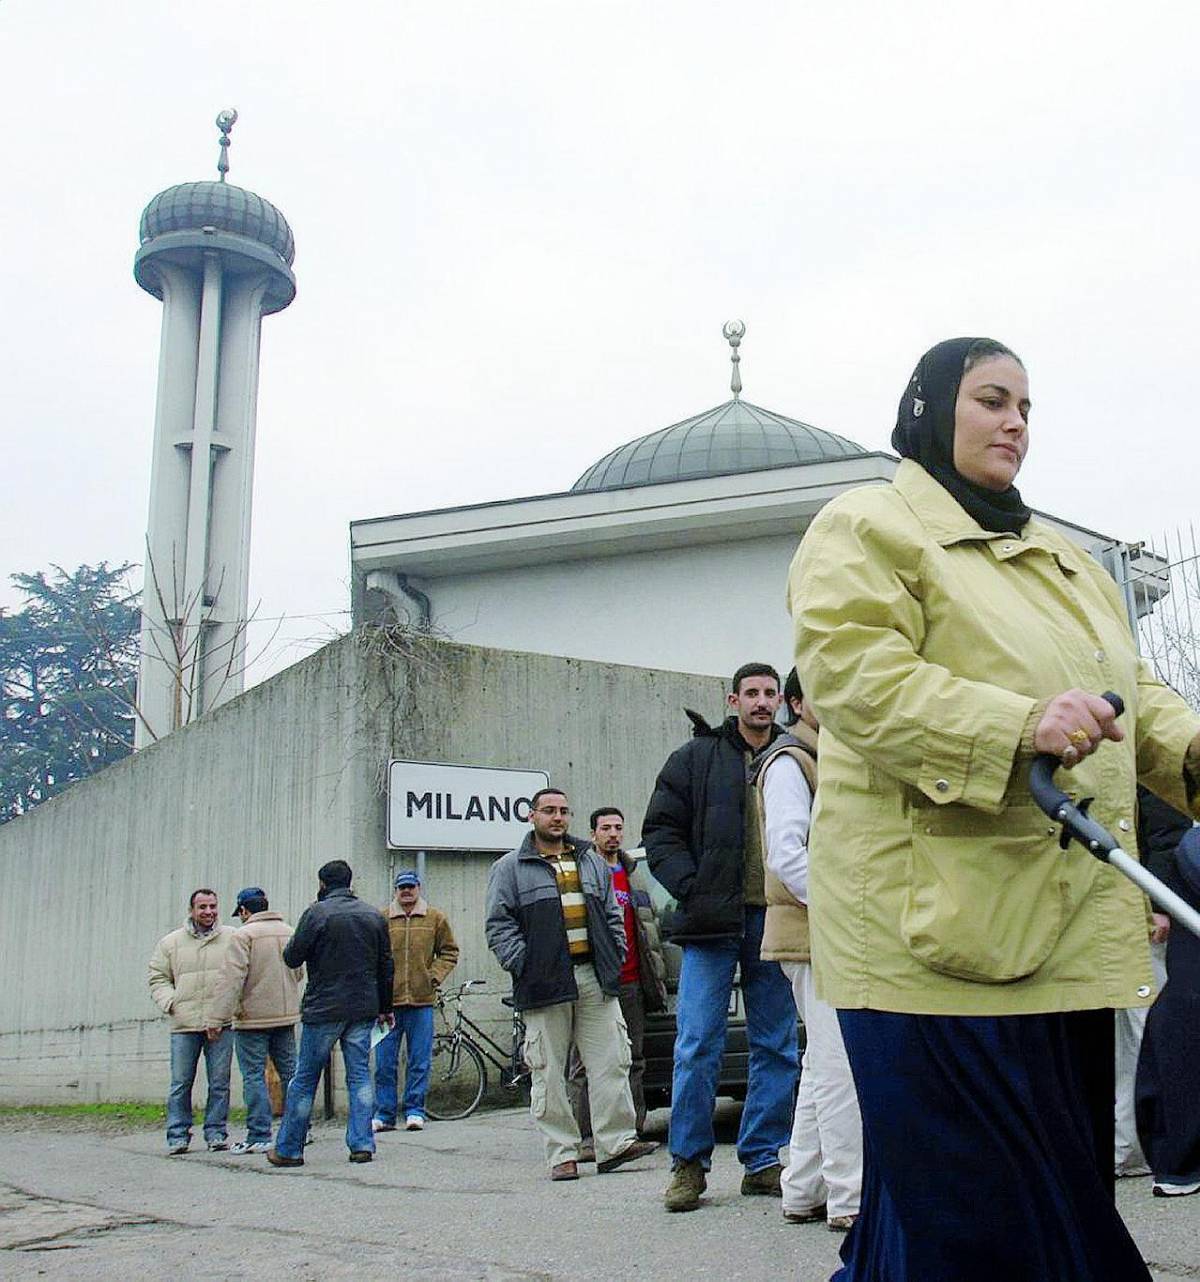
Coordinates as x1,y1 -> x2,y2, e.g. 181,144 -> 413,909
547,849 -> 590,960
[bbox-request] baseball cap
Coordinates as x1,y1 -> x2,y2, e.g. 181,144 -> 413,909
394,870 -> 421,889
232,886 -> 266,916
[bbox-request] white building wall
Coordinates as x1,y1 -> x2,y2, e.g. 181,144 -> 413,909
0,633 -> 724,1104
420,532 -> 806,680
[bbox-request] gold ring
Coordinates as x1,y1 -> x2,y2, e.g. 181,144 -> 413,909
1068,728 -> 1090,747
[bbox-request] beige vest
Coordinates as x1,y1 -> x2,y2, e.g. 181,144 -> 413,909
755,725 -> 818,963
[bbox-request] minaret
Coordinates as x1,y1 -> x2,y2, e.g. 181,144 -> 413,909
132,111 -> 296,747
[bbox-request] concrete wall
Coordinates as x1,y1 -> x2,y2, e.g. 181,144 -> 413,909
0,630 -> 725,1104
411,531 -> 805,681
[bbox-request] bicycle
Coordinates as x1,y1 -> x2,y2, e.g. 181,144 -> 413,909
425,979 -> 531,1121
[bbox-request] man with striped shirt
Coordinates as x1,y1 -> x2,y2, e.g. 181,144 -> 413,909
486,787 -> 659,1181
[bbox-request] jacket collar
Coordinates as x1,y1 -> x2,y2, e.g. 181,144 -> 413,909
388,897 -> 429,919
243,911 -> 283,924
516,831 -> 589,861
185,919 -> 227,940
684,709 -> 783,753
894,458 -> 1000,547
893,459 -> 1080,573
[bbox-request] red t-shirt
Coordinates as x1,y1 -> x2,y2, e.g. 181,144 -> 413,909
611,863 -> 640,985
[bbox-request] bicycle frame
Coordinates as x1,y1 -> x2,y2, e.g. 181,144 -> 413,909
437,981 -> 529,1088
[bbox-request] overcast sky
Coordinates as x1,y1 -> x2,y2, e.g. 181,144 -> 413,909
3,2 -> 1198,682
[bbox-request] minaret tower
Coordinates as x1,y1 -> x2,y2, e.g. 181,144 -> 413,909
132,111 -> 296,747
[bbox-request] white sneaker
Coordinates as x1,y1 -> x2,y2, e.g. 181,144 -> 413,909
1152,1180 -> 1200,1197
372,1119 -> 395,1133
229,1140 -> 271,1155
405,1114 -> 425,1131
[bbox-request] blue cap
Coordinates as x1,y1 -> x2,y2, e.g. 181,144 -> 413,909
394,869 -> 421,889
232,886 -> 266,916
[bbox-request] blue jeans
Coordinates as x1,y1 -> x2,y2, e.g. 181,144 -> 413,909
669,905 -> 797,1172
373,1005 -> 435,1124
167,1030 -> 233,1147
235,1026 -> 298,1144
274,1019 -> 376,1158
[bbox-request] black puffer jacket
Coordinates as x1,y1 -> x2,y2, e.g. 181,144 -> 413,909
283,887 -> 394,1024
642,712 -> 782,942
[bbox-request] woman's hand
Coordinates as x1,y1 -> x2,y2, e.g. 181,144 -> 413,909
1033,689 -> 1126,767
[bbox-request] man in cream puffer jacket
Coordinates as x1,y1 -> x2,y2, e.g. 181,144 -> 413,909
148,888 -> 235,1154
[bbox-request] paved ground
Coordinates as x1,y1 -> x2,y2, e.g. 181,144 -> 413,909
1,1104 -> 1197,1280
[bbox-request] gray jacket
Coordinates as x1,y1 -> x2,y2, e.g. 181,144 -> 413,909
485,833 -> 626,1011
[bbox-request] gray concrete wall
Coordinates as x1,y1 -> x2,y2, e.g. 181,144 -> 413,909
0,630 -> 725,1104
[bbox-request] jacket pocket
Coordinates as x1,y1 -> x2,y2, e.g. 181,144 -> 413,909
524,1027 -> 548,1120
901,808 -> 1071,983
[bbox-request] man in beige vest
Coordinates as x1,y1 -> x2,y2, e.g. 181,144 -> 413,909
755,668 -> 862,1232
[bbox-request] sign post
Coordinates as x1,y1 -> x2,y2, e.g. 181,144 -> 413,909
387,760 -> 550,852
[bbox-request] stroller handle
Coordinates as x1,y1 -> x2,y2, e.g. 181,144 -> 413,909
1029,691 -> 1200,942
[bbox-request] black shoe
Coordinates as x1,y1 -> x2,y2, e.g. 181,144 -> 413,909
348,1151 -> 373,1163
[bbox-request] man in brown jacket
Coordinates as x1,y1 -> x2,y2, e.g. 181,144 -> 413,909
372,870 -> 459,1132
209,887 -> 303,1154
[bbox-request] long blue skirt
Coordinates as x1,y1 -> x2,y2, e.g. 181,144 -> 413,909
833,1008 -> 1150,1282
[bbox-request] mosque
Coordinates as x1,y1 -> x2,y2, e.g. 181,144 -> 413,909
0,115 -> 1158,1103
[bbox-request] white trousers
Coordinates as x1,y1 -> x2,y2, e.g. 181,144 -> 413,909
780,961 -> 863,1218
1114,940 -> 1168,1173
522,962 -> 636,1169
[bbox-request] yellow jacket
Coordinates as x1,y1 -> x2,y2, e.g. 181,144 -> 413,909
789,460 -> 1199,1016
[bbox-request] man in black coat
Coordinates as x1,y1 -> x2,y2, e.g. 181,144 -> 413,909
643,662 -> 798,1213
267,860 -> 394,1167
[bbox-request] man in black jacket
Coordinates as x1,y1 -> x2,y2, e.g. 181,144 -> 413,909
644,662 -> 798,1212
267,860 -> 394,1167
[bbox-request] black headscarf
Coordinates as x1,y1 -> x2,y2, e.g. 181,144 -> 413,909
890,336 -> 1031,536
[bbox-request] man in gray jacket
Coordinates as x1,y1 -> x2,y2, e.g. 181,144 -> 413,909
485,786 -> 658,1181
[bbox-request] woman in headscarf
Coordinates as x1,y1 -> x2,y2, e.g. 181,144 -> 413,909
788,336 -> 1200,1280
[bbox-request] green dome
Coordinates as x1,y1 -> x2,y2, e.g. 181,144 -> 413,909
572,399 -> 865,492
139,181 -> 295,267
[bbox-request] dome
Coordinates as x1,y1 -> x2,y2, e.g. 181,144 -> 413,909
571,398 -> 865,493
139,181 -> 295,267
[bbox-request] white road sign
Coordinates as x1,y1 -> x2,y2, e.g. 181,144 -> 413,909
386,760 -> 550,851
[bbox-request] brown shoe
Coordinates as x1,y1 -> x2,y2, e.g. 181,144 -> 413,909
265,1149 -> 304,1168
664,1160 -> 706,1212
827,1214 -> 857,1233
348,1151 -> 373,1163
783,1204 -> 827,1224
741,1163 -> 784,1196
597,1139 -> 659,1173
551,1160 -> 579,1181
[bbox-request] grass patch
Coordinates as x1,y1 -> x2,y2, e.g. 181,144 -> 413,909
0,1102 -> 247,1129
0,1101 -> 165,1122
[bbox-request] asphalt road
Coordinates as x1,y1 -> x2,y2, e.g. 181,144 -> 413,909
1,1104 -> 1197,1280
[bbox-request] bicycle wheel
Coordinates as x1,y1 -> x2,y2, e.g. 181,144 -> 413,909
425,1034 -> 486,1120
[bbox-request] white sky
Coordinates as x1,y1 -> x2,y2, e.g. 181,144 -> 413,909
2,1 -> 1198,682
